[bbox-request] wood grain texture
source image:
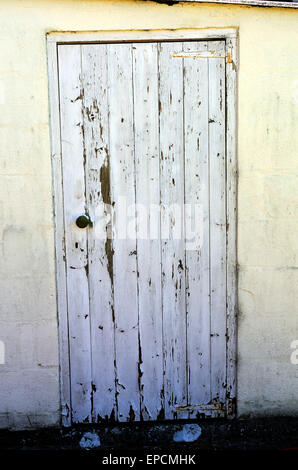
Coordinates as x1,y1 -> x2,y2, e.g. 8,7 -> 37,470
183,41 -> 211,415
225,36 -> 238,416
58,45 -> 92,423
81,45 -> 116,422
208,41 -> 227,404
159,42 -> 188,419
107,44 -> 140,421
47,41 -> 71,426
132,43 -> 164,420
52,36 -> 236,423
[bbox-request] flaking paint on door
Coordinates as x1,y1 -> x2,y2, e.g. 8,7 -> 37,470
57,40 -> 229,423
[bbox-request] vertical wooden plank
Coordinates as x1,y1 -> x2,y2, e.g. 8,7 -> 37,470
81,45 -> 116,422
132,43 -> 164,420
159,42 -> 187,419
107,43 -> 140,422
225,36 -> 238,417
47,41 -> 71,426
58,45 -> 92,423
208,40 -> 227,405
183,41 -> 212,414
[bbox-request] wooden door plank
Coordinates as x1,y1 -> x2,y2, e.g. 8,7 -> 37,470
225,37 -> 238,416
158,42 -> 188,419
58,45 -> 92,423
183,41 -> 212,415
132,43 -> 164,420
208,40 -> 227,405
107,44 -> 140,422
47,41 -> 71,426
81,45 -> 116,422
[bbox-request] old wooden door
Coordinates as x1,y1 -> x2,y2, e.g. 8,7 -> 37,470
57,40 -> 229,423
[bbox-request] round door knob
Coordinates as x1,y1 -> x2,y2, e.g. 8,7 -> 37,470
76,214 -> 92,229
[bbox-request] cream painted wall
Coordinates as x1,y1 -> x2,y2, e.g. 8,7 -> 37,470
0,0 -> 297,429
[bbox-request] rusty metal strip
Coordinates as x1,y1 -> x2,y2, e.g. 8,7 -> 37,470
171,51 -> 226,59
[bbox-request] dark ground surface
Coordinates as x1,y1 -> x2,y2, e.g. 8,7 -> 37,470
1,417 -> 298,466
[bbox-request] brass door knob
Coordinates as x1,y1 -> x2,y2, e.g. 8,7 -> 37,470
75,214 -> 92,229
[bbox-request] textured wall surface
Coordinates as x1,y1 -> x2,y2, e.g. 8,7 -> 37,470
0,0 -> 297,429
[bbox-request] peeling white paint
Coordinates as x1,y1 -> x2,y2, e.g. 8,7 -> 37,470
173,424 -> 202,442
79,432 -> 101,450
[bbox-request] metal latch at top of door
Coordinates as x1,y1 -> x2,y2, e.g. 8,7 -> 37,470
171,50 -> 233,63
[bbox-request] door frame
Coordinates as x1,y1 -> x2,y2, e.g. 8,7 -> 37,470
47,28 -> 238,426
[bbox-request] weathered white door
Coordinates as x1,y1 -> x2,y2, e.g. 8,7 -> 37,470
57,40 -> 230,423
